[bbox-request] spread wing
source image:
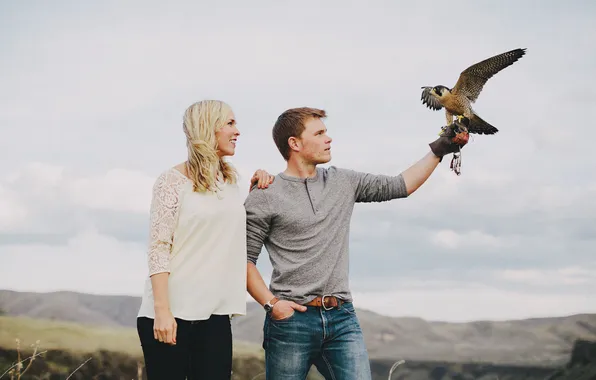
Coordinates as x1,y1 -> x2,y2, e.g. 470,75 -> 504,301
452,48 -> 526,102
420,87 -> 443,111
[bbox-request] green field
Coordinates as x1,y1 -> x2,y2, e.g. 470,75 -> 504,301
1,315 -> 143,358
0,315 -> 263,358
0,316 -> 324,380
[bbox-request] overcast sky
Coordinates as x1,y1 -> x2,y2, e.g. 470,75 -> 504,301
1,1 -> 595,322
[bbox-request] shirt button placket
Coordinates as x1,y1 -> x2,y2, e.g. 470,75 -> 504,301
306,181 -> 317,213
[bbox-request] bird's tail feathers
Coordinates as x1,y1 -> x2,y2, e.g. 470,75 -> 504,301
468,113 -> 498,135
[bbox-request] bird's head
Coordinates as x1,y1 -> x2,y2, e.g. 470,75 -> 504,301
431,85 -> 450,97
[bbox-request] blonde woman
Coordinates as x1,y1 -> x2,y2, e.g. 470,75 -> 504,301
137,100 -> 272,380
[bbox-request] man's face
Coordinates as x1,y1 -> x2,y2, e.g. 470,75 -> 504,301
295,118 -> 332,165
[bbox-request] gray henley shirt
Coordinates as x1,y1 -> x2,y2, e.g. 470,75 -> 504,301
245,166 -> 408,304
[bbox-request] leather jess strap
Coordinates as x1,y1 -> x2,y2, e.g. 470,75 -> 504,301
304,295 -> 344,309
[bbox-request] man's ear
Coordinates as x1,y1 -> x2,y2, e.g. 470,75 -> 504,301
288,136 -> 301,153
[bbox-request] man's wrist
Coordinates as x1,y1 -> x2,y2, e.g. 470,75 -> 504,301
263,297 -> 279,312
432,149 -> 444,162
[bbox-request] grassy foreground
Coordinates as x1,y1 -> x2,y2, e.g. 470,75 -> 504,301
4,315 -> 592,379
0,315 -> 323,380
0,315 -> 262,359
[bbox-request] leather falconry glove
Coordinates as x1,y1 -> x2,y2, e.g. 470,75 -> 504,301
429,117 -> 470,175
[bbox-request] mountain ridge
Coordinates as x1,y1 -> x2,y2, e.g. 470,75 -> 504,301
2,289 -> 595,366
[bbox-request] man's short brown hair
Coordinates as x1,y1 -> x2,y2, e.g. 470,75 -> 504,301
272,107 -> 327,160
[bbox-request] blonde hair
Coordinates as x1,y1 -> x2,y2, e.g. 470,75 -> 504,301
182,100 -> 238,193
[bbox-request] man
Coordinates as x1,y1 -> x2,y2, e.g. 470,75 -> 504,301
244,107 -> 468,380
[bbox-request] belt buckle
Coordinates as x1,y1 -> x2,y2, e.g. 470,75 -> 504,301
321,294 -> 334,311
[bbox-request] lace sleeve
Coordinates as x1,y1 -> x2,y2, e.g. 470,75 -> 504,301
147,169 -> 187,276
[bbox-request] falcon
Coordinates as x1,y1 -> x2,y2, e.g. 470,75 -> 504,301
421,48 -> 526,135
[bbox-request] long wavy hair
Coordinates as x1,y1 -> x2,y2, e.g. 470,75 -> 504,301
182,100 -> 238,193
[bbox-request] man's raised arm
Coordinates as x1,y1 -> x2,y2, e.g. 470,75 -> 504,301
401,151 -> 441,196
347,121 -> 470,200
404,120 -> 470,193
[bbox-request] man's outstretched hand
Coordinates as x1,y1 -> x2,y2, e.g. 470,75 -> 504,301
429,118 -> 470,159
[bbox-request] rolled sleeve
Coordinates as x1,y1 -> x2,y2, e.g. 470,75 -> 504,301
342,169 -> 408,203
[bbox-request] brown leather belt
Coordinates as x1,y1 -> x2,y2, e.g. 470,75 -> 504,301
304,295 -> 344,310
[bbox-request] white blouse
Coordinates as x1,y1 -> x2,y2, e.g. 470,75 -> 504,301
137,167 -> 247,321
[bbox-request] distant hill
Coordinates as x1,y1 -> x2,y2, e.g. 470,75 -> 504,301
545,339 -> 596,379
0,289 -> 139,327
2,289 -> 596,366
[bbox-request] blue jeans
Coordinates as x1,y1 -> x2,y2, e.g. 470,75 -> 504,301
262,302 -> 372,380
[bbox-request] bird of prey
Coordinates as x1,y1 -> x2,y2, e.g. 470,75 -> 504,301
421,48 -> 526,135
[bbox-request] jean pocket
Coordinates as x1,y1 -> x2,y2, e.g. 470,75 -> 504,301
270,309 -> 296,322
340,302 -> 357,315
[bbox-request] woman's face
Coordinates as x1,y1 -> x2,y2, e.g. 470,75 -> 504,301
215,111 -> 240,157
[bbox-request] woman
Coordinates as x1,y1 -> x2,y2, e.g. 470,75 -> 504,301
136,100 -> 272,379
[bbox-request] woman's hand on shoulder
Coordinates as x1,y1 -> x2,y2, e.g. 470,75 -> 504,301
250,169 -> 274,191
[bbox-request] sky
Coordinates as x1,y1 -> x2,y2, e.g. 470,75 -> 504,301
1,0 -> 595,322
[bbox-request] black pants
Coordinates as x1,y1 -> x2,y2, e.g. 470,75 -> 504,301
137,314 -> 232,380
